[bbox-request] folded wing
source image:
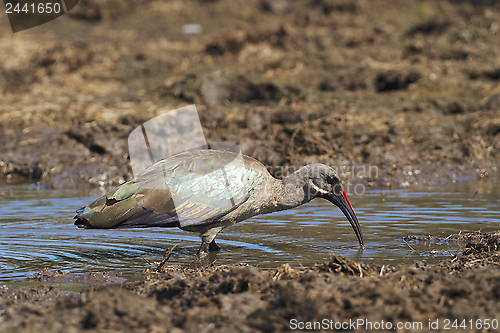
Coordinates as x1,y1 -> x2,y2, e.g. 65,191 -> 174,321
75,149 -> 263,229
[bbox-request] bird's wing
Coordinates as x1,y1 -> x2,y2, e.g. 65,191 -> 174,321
75,150 -> 264,229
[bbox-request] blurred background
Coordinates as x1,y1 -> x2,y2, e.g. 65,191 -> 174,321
0,0 -> 499,189
0,0 -> 500,284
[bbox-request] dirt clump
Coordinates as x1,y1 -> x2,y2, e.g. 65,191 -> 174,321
1,0 -> 499,188
2,2 -> 500,330
1,231 -> 500,332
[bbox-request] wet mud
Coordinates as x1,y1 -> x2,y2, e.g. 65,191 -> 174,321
1,0 -> 500,331
1,0 -> 499,188
2,230 -> 500,332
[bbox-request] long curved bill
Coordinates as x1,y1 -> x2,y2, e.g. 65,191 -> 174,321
327,189 -> 364,247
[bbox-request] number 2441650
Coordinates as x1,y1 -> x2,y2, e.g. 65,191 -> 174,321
5,2 -> 61,14
443,319 -> 498,330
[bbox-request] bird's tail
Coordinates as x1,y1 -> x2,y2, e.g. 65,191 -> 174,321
74,205 -> 181,229
74,206 -> 92,228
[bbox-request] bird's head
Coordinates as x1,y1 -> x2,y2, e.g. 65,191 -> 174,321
302,164 -> 364,247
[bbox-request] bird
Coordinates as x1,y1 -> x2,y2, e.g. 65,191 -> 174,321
75,149 -> 364,256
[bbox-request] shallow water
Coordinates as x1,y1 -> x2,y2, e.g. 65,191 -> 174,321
1,179 -> 499,283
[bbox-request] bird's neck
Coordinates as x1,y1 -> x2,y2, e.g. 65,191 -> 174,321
233,167 -> 312,223
265,168 -> 311,212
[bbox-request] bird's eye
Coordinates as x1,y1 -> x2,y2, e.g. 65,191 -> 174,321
326,176 -> 335,184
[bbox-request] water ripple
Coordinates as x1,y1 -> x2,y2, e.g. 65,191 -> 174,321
1,181 -> 499,282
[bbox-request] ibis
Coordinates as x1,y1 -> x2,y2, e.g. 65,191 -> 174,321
75,149 -> 364,256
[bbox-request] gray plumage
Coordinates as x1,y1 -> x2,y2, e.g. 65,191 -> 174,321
75,149 -> 364,256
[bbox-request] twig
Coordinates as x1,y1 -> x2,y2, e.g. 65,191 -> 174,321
403,239 -> 415,251
357,263 -> 364,278
157,244 -> 177,272
185,255 -> 200,269
379,265 -> 385,277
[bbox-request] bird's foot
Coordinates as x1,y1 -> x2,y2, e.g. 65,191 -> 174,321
193,240 -> 221,268
189,248 -> 217,269
196,249 -> 209,259
197,235 -> 222,256
196,241 -> 210,258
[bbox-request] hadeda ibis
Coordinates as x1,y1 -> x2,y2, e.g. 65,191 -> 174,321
75,149 -> 364,256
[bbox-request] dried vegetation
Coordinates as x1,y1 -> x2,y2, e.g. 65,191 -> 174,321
0,0 -> 499,188
2,230 -> 500,332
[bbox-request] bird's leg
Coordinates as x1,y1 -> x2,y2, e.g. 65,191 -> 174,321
197,243 -> 210,257
209,239 -> 221,252
196,226 -> 224,257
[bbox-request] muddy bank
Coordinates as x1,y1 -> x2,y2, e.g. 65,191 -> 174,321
1,0 -> 500,188
1,2 -> 500,331
1,230 -> 500,332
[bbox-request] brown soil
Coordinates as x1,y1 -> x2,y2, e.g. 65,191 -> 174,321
1,230 -> 500,332
1,0 -> 499,189
1,0 -> 500,331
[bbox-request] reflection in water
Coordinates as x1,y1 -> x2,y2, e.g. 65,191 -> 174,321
0,180 -> 499,282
